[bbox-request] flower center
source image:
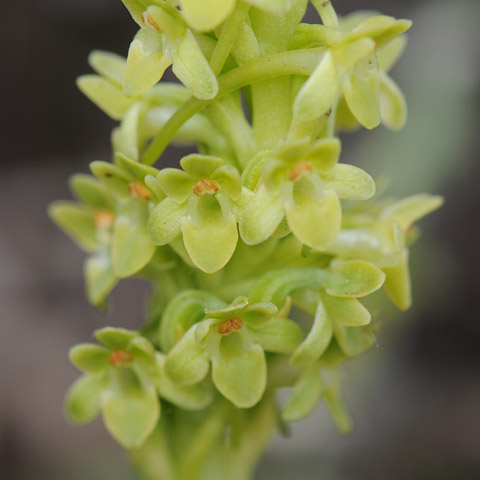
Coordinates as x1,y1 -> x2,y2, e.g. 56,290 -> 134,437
128,181 -> 151,200
94,209 -> 115,229
218,317 -> 243,335
193,179 -> 219,196
142,12 -> 161,32
109,350 -> 134,366
288,161 -> 313,182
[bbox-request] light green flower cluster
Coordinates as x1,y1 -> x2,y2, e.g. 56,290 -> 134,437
50,1 -> 442,478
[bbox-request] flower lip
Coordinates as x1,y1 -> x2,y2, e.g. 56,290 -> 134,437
109,350 -> 134,366
192,178 -> 219,196
288,161 -> 313,182
218,317 -> 243,335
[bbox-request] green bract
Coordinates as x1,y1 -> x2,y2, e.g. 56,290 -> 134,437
53,1 -> 442,478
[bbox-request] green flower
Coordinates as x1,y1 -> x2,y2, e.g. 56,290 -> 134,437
177,0 -> 293,33
148,154 -> 245,273
163,293 -> 303,408
292,12 -> 412,129
66,328 -> 160,449
239,137 -> 375,249
49,158 -> 160,306
122,3 -> 217,99
329,193 -> 443,310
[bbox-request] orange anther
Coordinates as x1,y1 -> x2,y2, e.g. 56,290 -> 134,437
218,317 -> 243,335
109,350 -> 134,366
192,179 -> 219,196
94,209 -> 115,229
142,12 -> 161,32
288,161 -> 313,181
128,181 -> 151,200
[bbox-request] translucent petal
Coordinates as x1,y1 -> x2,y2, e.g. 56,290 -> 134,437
380,73 -> 407,130
70,174 -> 115,209
377,36 -> 407,72
324,378 -> 352,434
48,202 -> 98,253
242,302 -> 279,329
182,210 -> 238,274
120,0 -> 146,26
157,168 -> 193,203
180,154 -> 223,178
383,249 -> 412,311
69,344 -> 109,375
102,384 -> 159,449
172,30 -> 218,100
282,363 -> 323,422
238,184 -> 285,245
322,164 -> 376,200
94,327 -> 139,350
341,56 -> 381,129
381,194 -> 444,230
88,50 -> 126,86
253,317 -> 303,354
148,198 -> 187,245
77,75 -> 134,120
211,332 -> 266,408
85,252 -> 118,307
164,326 -> 210,385
160,290 -> 223,352
290,299 -> 333,366
123,28 -> 172,98
180,0 -> 235,32
322,295 -> 371,327
113,104 -> 141,161
294,51 -> 339,121
155,354 -> 212,410
114,153 -> 160,184
112,202 -> 156,278
306,137 -> 341,173
285,188 -> 341,249
327,260 -> 385,297
65,374 -> 106,425
334,324 -> 374,357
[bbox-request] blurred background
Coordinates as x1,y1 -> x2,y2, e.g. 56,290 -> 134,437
1,0 -> 479,478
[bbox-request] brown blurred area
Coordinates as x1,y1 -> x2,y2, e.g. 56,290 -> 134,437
1,1 -> 479,479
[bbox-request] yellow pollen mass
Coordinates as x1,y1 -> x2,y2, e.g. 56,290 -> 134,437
288,161 -> 313,181
142,12 -> 161,32
109,349 -> 134,366
192,178 -> 219,196
128,181 -> 151,200
218,317 -> 243,335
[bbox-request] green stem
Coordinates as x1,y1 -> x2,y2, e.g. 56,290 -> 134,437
141,48 -> 323,165
210,1 -> 251,76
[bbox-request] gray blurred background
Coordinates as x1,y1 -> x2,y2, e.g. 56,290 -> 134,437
1,0 -> 479,479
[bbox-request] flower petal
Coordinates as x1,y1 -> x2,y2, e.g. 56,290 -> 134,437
290,299 -> 333,366
380,72 -> 407,130
173,30 -> 218,100
65,374 -> 106,425
285,188 -> 341,250
157,168 -> 193,203
85,251 -> 118,307
322,164 -> 375,200
149,198 -> 188,245
180,0 -> 236,32
254,317 -> 304,354
239,184 -> 286,245
94,327 -> 139,350
382,249 -> 412,311
306,137 -> 341,173
322,295 -> 371,327
334,324 -> 374,357
294,51 -> 339,121
123,28 -> 172,98
69,344 -> 109,375
211,332 -> 266,408
88,50 -> 126,86
180,154 -> 224,178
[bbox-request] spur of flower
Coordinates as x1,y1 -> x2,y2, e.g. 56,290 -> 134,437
239,136 -> 375,249
292,8 -> 412,130
148,154 -> 246,273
